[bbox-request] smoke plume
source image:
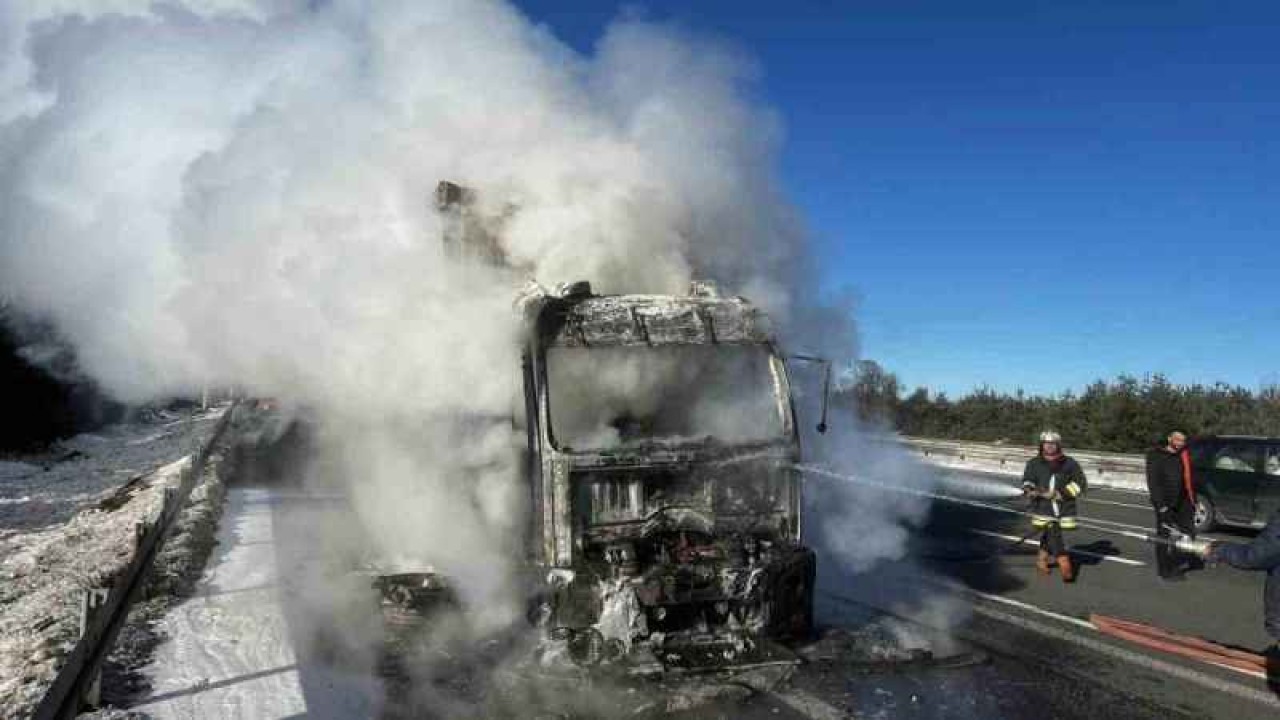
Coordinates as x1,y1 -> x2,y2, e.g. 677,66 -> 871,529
0,0 -> 944,711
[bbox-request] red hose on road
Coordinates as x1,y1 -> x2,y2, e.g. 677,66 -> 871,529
1091,614 -> 1268,679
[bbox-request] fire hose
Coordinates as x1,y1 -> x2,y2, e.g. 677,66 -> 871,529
791,464 -> 1214,557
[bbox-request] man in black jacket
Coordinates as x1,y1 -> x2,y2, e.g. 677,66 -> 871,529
1206,511 -> 1280,691
1022,430 -> 1088,583
1145,430 -> 1196,580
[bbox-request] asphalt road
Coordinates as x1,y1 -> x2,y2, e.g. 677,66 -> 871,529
919,469 -> 1271,654
113,418 -> 1275,719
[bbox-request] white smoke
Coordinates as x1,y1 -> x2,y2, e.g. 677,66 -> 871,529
0,0 -> 814,621
0,0 -> 943,695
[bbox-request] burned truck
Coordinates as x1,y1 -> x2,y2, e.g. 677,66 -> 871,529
518,281 -> 821,671
377,183 -> 826,674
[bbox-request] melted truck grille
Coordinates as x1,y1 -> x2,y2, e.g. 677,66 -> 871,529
591,477 -> 645,522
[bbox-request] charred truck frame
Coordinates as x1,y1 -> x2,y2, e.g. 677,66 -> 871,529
415,182 -> 823,674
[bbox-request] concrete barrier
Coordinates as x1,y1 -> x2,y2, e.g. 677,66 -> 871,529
902,436 -> 1149,493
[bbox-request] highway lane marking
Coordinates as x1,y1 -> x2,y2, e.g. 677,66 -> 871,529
829,577 -> 1280,711
1075,515 -> 1153,533
968,529 -> 1147,566
1068,514 -> 1239,543
1088,486 -> 1151,497
963,595 -> 1280,709
769,688 -> 849,720
970,504 -> 1242,543
960,498 -> 1241,542
1083,496 -> 1155,511
953,584 -> 1096,630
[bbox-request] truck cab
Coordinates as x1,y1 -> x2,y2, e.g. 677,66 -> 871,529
518,281 -> 816,671
413,181 -> 819,672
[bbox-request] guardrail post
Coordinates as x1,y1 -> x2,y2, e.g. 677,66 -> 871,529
78,588 -> 109,710
163,486 -> 176,523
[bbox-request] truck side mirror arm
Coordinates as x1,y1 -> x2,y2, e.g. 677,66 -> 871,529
787,354 -> 831,434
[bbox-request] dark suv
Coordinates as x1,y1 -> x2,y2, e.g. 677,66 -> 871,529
1189,435 -> 1280,532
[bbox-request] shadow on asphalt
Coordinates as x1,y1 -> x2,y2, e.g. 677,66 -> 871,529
914,500 -> 1031,595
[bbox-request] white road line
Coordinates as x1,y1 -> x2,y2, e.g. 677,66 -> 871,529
950,583 -> 1096,630
769,688 -> 850,720
965,595 -> 1280,708
1083,496 -> 1155,511
965,588 -> 1261,679
1073,515 -> 1235,543
968,529 -> 1147,566
1076,515 -> 1157,533
837,574 -> 1279,705
1089,486 -> 1152,498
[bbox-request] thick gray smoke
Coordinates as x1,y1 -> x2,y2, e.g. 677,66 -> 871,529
0,0 -> 943,705
1,0 -> 808,605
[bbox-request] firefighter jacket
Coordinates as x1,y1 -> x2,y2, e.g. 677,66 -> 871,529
1021,454 -> 1087,528
1145,447 -> 1194,513
1213,510 -> 1280,640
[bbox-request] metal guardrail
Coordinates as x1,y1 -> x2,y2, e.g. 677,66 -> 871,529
901,436 -> 1149,490
903,436 -> 1145,465
32,402 -> 238,720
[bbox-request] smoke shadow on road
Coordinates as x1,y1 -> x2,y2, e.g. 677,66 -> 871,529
914,500 -> 1034,596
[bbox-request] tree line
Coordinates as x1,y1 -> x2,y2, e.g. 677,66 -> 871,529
837,360 -> 1280,454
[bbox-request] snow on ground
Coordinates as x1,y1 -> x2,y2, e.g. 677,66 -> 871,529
0,408 -> 226,534
0,406 -> 228,717
132,486 -> 383,719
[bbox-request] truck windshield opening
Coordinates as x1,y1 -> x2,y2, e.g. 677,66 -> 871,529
546,344 -> 786,451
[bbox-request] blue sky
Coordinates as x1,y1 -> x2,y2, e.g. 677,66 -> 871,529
515,1 -> 1280,397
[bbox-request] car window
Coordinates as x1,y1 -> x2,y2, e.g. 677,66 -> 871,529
1212,443 -> 1261,473
1265,446 -> 1280,476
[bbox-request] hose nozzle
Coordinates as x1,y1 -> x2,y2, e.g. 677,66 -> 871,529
1172,533 -> 1213,558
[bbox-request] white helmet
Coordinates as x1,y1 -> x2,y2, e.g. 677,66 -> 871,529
1039,430 -> 1062,445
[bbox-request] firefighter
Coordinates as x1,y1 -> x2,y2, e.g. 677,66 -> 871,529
1145,430 -> 1197,581
1021,430 -> 1087,582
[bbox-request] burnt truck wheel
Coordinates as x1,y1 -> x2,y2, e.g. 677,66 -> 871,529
373,572 -> 459,677
766,548 -> 817,641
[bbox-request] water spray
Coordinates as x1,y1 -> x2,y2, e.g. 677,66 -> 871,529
794,464 -> 1215,557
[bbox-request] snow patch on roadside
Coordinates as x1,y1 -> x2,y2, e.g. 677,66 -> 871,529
0,406 -> 227,718
132,486 -> 382,719
0,409 -> 226,533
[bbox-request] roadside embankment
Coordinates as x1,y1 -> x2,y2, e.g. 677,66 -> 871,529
0,404 -> 234,718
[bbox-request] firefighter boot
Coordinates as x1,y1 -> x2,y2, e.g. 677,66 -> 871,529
1057,554 -> 1075,583
1036,549 -> 1052,576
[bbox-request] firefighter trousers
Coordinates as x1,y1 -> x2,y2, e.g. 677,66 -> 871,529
1034,516 -> 1076,558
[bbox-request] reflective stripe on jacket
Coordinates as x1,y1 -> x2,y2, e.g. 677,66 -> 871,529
1022,454 -> 1087,523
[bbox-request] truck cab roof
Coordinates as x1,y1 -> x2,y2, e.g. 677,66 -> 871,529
527,288 -> 775,348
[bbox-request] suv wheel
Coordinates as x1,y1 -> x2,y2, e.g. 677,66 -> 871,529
1193,495 -> 1217,534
